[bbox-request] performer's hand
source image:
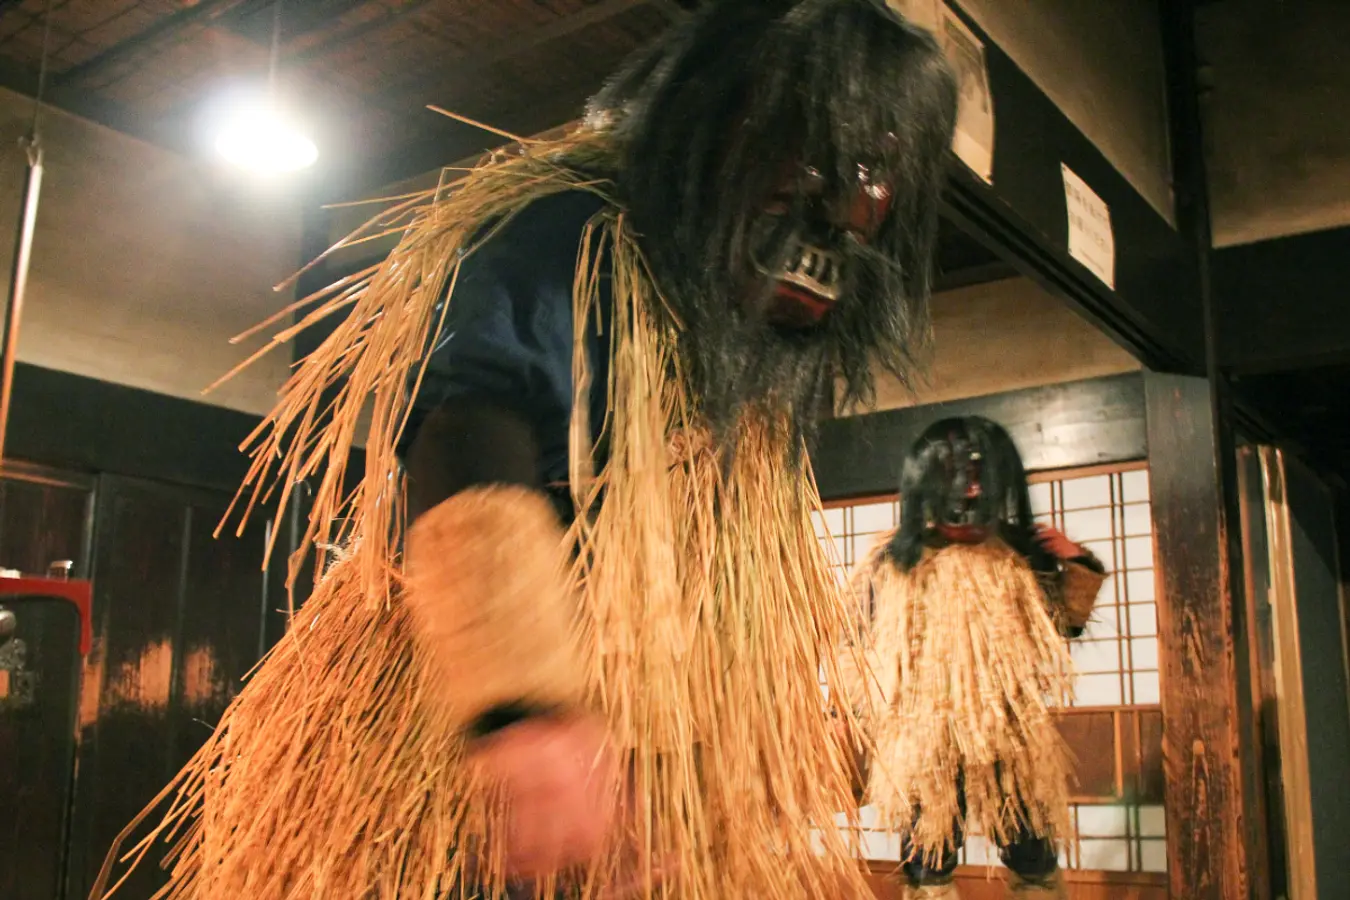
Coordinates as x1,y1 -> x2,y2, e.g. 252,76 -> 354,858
469,713 -> 618,880
1034,524 -> 1083,561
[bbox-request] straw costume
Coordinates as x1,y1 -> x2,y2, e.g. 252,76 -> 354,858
94,2 -> 957,899
843,417 -> 1107,899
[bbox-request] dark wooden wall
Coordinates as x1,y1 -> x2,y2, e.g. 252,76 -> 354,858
0,364 -> 291,900
0,472 -> 93,900
815,372 -> 1146,501
1215,226 -> 1350,375
61,476 -> 286,900
938,4 -> 1193,374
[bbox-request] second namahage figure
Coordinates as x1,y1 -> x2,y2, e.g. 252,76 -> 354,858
842,416 -> 1109,899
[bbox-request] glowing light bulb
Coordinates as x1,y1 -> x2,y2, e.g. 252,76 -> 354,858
213,101 -> 317,174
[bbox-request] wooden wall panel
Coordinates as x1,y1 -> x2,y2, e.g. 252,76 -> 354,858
868,278 -> 1140,413
0,469 -> 95,900
0,589 -> 86,900
1215,226 -> 1350,374
63,477 -> 283,900
1276,450 -> 1350,894
1059,710 -> 1121,800
171,496 -> 275,775
0,470 -> 94,577
816,373 -> 1146,502
948,0 -> 1174,226
5,363 -> 265,495
0,86 -> 298,417
65,480 -> 189,900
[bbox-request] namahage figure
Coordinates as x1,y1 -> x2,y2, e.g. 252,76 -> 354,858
94,2 -> 960,899
840,416 -> 1108,899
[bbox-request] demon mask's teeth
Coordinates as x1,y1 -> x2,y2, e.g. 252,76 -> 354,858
778,241 -> 843,300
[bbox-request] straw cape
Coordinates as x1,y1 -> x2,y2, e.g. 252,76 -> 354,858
846,537 -> 1077,867
92,126 -> 875,900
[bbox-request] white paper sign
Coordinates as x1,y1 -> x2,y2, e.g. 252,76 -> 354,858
887,0 -> 995,183
1062,164 -> 1115,289
937,4 -> 994,183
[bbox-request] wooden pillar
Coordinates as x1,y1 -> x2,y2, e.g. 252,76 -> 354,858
1146,371 -> 1264,899
1155,0 -> 1271,890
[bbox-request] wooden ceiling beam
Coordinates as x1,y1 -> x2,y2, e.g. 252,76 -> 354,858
55,0 -> 249,89
291,0 -> 439,65
380,0 -> 660,104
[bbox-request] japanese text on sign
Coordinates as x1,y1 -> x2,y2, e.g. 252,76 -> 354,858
1062,163 -> 1115,290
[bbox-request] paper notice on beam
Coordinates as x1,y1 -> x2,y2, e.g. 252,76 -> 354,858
1062,164 -> 1116,290
886,0 -> 994,183
938,4 -> 994,183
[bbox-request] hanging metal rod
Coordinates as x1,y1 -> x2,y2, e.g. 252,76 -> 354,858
0,0 -> 55,464
0,142 -> 43,464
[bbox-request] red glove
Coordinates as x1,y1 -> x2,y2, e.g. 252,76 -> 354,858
1035,524 -> 1084,561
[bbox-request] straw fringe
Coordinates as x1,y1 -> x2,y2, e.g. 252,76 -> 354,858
93,126 -> 873,899
859,540 -> 1074,866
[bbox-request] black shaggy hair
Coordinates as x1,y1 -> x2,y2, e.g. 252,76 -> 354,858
889,416 -> 1056,574
588,0 -> 958,448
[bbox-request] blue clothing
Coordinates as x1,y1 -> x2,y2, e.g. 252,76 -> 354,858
399,190 -> 612,488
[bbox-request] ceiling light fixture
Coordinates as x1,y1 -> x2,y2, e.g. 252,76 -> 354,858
212,0 -> 317,174
215,101 -> 317,174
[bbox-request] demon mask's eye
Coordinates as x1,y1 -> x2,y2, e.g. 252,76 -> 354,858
761,165 -> 824,222
964,450 -> 983,496
851,163 -> 894,240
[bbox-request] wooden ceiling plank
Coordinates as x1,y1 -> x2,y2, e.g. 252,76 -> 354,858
0,55 -> 182,151
54,0 -> 249,88
383,0 -> 654,102
291,0 -> 437,65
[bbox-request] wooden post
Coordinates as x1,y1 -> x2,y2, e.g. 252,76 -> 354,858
1156,0 -> 1273,892
1146,371 -> 1264,898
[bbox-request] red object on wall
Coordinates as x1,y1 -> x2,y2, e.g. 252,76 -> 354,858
0,575 -> 93,655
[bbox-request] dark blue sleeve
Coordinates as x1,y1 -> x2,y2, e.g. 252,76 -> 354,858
399,191 -> 608,485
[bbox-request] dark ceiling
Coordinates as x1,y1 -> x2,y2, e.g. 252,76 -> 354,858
0,0 -> 1012,285
0,0 -> 687,195
1233,364 -> 1350,490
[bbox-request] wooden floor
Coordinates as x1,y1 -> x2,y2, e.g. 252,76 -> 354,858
864,864 -> 1168,899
